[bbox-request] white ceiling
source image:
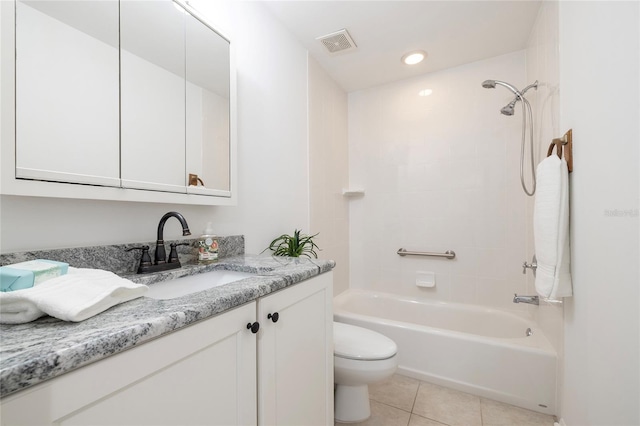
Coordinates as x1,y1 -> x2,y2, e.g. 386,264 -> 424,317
262,1 -> 542,92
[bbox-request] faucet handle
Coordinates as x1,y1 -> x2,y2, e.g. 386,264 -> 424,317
126,246 -> 152,273
522,254 -> 538,275
168,242 -> 190,264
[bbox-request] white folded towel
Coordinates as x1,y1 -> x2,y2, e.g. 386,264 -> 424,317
533,155 -> 573,300
0,268 -> 148,324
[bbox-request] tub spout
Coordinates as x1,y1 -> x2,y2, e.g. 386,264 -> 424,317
513,294 -> 539,305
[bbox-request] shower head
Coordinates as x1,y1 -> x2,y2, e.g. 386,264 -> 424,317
500,99 -> 518,116
481,79 -> 522,98
482,78 -> 538,196
482,80 -> 496,89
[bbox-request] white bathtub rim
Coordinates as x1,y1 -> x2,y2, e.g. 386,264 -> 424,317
334,290 -> 556,356
334,309 -> 555,356
336,288 -> 536,322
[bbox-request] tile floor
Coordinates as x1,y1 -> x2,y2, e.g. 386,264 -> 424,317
337,374 -> 556,426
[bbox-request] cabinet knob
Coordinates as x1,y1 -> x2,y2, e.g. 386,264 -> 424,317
267,312 -> 279,323
246,322 -> 260,334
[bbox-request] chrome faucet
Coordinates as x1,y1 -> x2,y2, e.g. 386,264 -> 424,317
155,211 -> 191,265
513,294 -> 539,305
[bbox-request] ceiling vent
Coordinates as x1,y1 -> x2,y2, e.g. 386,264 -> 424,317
317,29 -> 357,55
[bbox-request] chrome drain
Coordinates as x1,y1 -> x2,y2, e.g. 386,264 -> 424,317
526,328 -> 533,337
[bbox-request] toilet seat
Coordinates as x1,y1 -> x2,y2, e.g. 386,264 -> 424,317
334,322 -> 397,361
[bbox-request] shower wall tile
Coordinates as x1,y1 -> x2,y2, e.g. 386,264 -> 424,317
349,51 -> 529,309
476,248 -> 507,281
451,247 -> 479,277
450,274 -> 478,305
476,277 -> 508,308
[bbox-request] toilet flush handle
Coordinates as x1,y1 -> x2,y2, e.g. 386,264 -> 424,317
267,312 -> 279,323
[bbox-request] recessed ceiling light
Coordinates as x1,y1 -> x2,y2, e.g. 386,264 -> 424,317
402,50 -> 427,65
419,89 -> 433,97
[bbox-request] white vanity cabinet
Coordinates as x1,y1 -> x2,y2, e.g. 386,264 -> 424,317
257,271 -> 334,425
0,302 -> 258,426
0,273 -> 334,426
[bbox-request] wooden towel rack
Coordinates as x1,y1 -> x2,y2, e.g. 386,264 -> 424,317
547,129 -> 573,172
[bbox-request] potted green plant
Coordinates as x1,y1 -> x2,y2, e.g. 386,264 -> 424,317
263,229 -> 320,258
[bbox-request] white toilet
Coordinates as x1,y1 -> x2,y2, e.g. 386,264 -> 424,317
333,321 -> 398,423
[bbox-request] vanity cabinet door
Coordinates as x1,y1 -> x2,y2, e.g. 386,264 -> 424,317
257,272 -> 334,426
0,302 -> 257,426
15,0 -> 120,187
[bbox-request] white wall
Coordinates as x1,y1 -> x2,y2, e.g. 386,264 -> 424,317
559,2 -> 640,425
525,0 -> 564,395
349,51 -> 531,312
308,55 -> 349,296
1,1 -> 309,255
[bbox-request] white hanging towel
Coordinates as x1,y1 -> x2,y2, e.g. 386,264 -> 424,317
0,267 -> 148,324
533,155 -> 572,300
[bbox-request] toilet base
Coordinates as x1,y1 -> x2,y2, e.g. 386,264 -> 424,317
334,384 -> 371,423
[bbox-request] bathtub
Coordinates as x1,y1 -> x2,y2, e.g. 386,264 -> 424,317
333,289 -> 557,415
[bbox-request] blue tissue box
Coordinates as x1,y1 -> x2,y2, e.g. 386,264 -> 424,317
0,260 -> 69,292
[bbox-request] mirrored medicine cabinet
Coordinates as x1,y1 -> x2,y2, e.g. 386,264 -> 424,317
9,0 -> 233,204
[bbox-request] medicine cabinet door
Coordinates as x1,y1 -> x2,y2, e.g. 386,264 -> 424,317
185,10 -> 231,197
120,0 -> 186,193
15,0 -> 120,186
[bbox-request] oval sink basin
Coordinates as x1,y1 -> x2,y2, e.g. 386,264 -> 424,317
145,270 -> 255,300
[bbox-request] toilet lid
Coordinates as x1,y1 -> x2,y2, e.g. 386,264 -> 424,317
333,322 -> 397,361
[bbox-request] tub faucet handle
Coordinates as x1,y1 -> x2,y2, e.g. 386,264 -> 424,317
522,254 -> 537,275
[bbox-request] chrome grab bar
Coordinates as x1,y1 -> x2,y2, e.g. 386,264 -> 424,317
397,248 -> 456,259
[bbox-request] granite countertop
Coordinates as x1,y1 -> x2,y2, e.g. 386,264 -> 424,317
0,254 -> 335,398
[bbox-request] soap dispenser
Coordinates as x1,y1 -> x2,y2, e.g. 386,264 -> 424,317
197,222 -> 219,263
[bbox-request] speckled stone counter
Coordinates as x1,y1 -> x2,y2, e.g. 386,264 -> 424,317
0,253 -> 335,398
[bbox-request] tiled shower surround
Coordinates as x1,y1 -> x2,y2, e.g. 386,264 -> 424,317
349,51 -> 530,312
